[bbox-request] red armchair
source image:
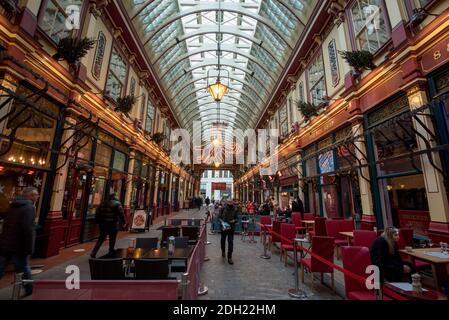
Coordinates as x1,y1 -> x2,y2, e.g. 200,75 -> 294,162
398,228 -> 430,269
268,220 -> 281,252
291,213 -> 307,233
280,223 -> 297,266
325,219 -> 354,259
300,236 -> 335,290
309,217 -> 327,237
303,213 -> 315,220
353,230 -> 377,248
341,246 -> 377,300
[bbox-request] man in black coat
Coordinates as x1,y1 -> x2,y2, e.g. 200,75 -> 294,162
90,193 -> 126,258
0,187 -> 39,296
292,197 -> 305,220
218,200 -> 239,264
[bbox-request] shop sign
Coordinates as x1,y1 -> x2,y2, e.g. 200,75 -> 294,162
421,35 -> 449,74
92,31 -> 106,80
328,39 -> 340,87
131,209 -> 148,230
212,182 -> 226,190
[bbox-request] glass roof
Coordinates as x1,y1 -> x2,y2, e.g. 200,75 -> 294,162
125,0 -> 316,143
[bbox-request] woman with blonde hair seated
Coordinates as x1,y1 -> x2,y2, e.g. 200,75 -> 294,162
370,227 -> 415,282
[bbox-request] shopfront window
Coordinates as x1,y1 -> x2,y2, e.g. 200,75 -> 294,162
105,48 -> 127,101
369,95 -> 429,227
0,85 -> 59,220
378,174 -> 428,227
39,0 -> 83,43
350,0 -> 389,53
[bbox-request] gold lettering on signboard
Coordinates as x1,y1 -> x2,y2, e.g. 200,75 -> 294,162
434,50 -> 442,60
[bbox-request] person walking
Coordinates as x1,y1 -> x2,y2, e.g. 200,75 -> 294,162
90,193 -> 126,258
205,196 -> 210,207
218,199 -> 238,264
0,187 -> 40,297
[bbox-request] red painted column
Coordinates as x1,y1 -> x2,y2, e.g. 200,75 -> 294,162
44,211 -> 65,257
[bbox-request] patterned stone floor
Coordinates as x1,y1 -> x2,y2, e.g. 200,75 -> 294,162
0,207 -> 345,300
198,230 -> 343,300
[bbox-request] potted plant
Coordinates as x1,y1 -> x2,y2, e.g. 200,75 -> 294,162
53,36 -> 95,74
0,0 -> 19,18
115,95 -> 136,115
151,132 -> 165,145
297,101 -> 319,122
339,50 -> 377,78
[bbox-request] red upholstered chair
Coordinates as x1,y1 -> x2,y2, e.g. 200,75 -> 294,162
325,220 -> 348,259
353,230 -> 377,248
398,228 -> 430,269
341,246 -> 377,300
310,217 -> 327,237
300,236 -> 335,290
280,223 -> 298,266
291,213 -> 307,233
268,220 -> 281,252
303,213 -> 315,220
259,216 -> 272,242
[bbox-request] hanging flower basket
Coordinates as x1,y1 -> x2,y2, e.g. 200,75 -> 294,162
297,101 -> 319,122
339,50 -> 377,78
53,36 -> 95,65
151,132 -> 166,145
115,95 -> 136,115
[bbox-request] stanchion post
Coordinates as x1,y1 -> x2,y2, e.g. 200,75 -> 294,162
181,273 -> 189,300
288,239 -> 307,299
375,288 -> 383,300
260,226 -> 271,259
11,273 -> 23,300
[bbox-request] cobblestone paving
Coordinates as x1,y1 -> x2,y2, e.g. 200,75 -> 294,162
199,228 -> 343,300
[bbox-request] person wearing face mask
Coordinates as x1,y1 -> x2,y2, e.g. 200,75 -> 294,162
370,227 -> 415,283
218,199 -> 239,264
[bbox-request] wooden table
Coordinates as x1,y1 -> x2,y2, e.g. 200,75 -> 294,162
384,282 -> 447,300
108,248 -> 150,260
144,247 -> 193,260
302,220 -> 315,232
339,231 -> 354,245
400,248 -> 449,290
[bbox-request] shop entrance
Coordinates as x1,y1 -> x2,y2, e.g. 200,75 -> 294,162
62,166 -> 92,247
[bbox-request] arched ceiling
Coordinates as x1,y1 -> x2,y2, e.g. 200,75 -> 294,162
125,0 -> 317,145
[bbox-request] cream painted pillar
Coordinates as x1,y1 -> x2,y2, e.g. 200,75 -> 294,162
296,154 -> 305,201
167,171 -> 173,214
408,87 -> 449,225
152,167 -> 160,217
352,122 -> 376,228
48,115 -> 77,215
123,150 -> 135,223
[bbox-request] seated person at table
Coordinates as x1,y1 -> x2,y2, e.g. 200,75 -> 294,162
370,227 -> 415,283
260,201 -> 271,216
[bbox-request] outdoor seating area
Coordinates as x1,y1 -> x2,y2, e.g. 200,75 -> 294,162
257,214 -> 449,300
